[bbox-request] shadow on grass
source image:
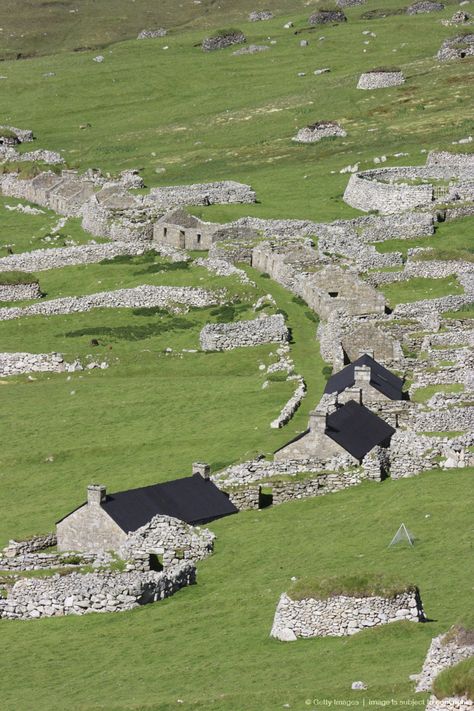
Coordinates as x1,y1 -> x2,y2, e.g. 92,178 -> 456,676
63,317 -> 196,342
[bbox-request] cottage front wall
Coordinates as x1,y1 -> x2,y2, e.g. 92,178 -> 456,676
153,222 -> 218,250
57,504 -> 127,553
274,430 -> 357,462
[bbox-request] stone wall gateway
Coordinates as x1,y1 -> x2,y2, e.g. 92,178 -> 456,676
270,588 -> 425,640
199,314 -> 289,351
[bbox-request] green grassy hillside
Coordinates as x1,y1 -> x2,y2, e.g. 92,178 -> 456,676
0,468 -> 472,710
1,2 -> 472,221
0,2 -> 472,709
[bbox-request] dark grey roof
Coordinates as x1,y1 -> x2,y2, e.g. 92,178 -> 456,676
100,474 -> 238,531
158,208 -> 202,229
324,354 -> 404,400
326,400 -> 395,461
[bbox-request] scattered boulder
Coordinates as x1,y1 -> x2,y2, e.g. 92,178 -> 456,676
233,44 -> 270,55
406,1 -> 444,14
202,29 -> 246,52
137,28 -> 167,39
93,55 -> 104,63
308,9 -> 347,25
314,67 -> 331,74
437,33 -> 474,60
357,68 -> 405,89
293,121 -> 346,143
248,10 -> 273,21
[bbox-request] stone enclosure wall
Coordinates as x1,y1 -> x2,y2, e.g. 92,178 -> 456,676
0,562 -> 195,620
0,282 -> 42,301
270,589 -> 424,640
357,71 -> 405,90
199,314 -> 289,351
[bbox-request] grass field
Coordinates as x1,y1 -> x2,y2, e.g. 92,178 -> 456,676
0,468 -> 472,711
0,3 -> 472,222
0,1 -> 472,709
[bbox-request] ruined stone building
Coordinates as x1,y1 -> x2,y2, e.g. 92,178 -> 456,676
154,208 -> 220,250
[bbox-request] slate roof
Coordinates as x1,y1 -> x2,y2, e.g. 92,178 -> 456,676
325,400 -> 395,461
158,208 -> 203,229
324,354 -> 404,400
100,474 -> 238,531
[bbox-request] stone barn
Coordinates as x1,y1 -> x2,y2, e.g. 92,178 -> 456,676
57,465 -> 238,554
154,208 -> 220,250
274,399 -> 395,464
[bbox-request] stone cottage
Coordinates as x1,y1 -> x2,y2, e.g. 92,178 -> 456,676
324,354 -> 405,404
340,322 -> 402,365
154,208 -> 220,250
274,399 -> 395,464
57,464 -> 238,554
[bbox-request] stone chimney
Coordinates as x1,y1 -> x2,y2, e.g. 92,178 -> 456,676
354,365 -> 371,387
87,484 -> 106,506
309,409 -> 327,434
192,462 -> 211,480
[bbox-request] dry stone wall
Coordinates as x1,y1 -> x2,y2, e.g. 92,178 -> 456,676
0,283 -> 41,301
416,632 -> 474,692
357,71 -> 405,90
0,352 -> 65,376
0,285 -> 220,322
0,562 -> 195,620
293,122 -> 346,143
0,242 -> 147,273
147,181 -> 256,208
270,589 -> 424,640
199,314 -> 288,351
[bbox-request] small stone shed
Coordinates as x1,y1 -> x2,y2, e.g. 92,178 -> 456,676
324,354 -> 405,403
57,466 -> 238,554
154,208 -> 220,250
292,121 -> 346,143
275,399 -> 395,463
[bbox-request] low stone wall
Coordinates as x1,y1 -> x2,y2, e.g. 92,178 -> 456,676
357,71 -> 405,90
426,696 -> 473,710
199,314 -> 288,351
293,122 -> 346,143
0,242 -> 147,273
0,285 -> 220,322
407,1 -> 444,14
2,533 -> 57,557
416,631 -> 474,692
226,485 -> 261,510
344,172 -> 432,213
270,589 -> 424,640
0,562 -> 195,620
147,181 -> 256,208
0,352 -> 66,376
270,376 -> 306,429
202,32 -> 246,52
0,282 -> 41,301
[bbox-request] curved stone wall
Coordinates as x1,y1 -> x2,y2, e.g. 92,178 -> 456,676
343,172 -> 433,213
